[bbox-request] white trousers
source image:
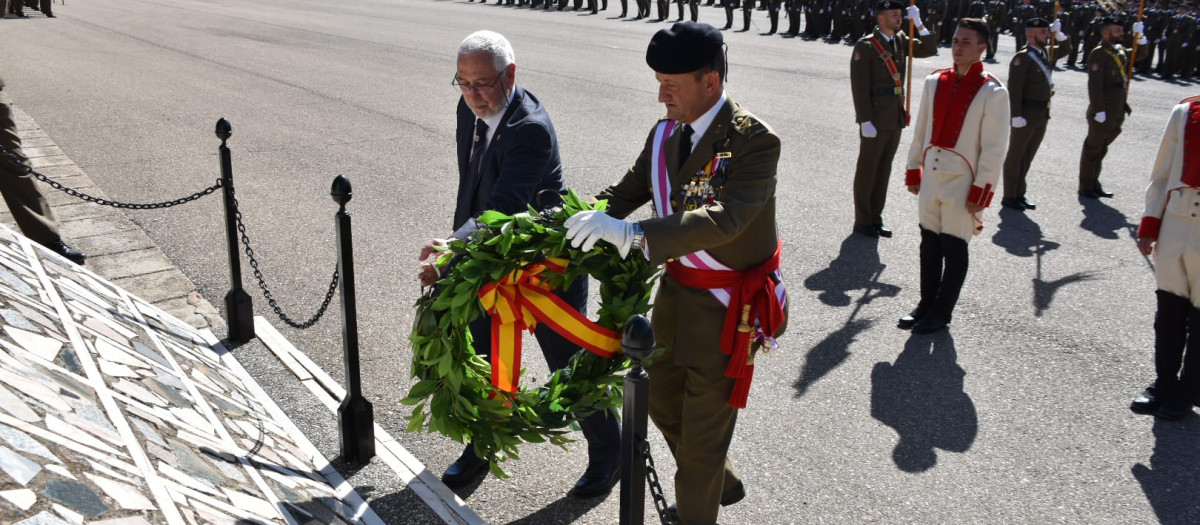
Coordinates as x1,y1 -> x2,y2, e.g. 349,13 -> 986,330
918,149 -> 981,242
1155,188 -> 1200,307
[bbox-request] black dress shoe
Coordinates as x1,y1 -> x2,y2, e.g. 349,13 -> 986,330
897,311 -> 923,330
1155,391 -> 1193,420
44,241 -> 86,265
1001,197 -> 1026,211
570,460 -> 619,498
853,224 -> 880,238
911,315 -> 948,334
721,481 -> 746,506
875,225 -> 893,238
441,449 -> 489,487
1078,189 -> 1100,199
1130,383 -> 1162,415
1096,189 -> 1114,198
1021,198 -> 1037,210
44,12 -> 54,17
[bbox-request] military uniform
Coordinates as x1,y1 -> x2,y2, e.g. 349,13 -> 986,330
1131,97 -> 1200,420
1002,30 -> 1068,209
850,18 -> 938,235
1079,34 -> 1131,197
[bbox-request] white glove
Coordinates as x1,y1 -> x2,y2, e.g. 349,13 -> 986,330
1183,42 -> 1190,48
1079,30 -> 1085,36
1056,31 -> 1069,42
860,121 -> 878,138
1094,111 -> 1107,123
1138,34 -> 1149,45
1133,21 -> 1144,34
1050,19 -> 1062,33
564,210 -> 635,258
906,5 -> 925,29
1011,116 -> 1028,128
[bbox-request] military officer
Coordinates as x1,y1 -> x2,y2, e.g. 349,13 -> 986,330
0,77 -> 86,264
850,0 -> 939,238
1001,18 -> 1069,211
1079,16 -> 1133,199
564,22 -> 787,525
901,18 -> 1009,334
1013,0 -> 1038,49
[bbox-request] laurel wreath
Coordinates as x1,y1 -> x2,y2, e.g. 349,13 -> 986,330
402,190 -> 659,477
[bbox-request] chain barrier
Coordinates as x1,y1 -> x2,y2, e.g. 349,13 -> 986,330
227,183 -> 339,329
1,146 -> 222,209
639,439 -> 676,525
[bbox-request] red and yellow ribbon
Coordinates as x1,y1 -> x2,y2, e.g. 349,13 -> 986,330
476,258 -> 621,393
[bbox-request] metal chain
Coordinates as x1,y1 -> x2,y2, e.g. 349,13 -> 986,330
1,146 -> 222,209
227,183 -> 339,329
639,440 -> 676,525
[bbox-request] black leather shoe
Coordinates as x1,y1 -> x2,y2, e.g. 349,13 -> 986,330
1001,197 -> 1026,211
1095,188 -> 1114,198
898,312 -> 922,329
875,225 -> 893,238
1130,383 -> 1162,415
441,449 -> 489,488
44,12 -> 54,17
853,224 -> 880,238
1021,198 -> 1037,210
721,481 -> 746,506
911,315 -> 948,334
570,460 -> 619,498
44,241 -> 86,265
1155,391 -> 1193,420
1078,190 -> 1100,199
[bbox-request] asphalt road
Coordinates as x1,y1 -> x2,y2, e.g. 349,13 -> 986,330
3,1 -> 1199,522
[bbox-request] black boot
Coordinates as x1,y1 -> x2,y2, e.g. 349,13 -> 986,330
912,233 -> 968,334
899,227 -> 943,329
742,9 -> 751,31
657,0 -> 668,19
690,2 -> 698,20
767,8 -> 778,34
676,0 -> 684,20
1132,291 -> 1190,414
724,3 -> 734,28
785,8 -> 800,35
1185,306 -> 1200,408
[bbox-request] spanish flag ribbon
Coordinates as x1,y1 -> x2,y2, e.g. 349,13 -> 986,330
476,258 -> 622,393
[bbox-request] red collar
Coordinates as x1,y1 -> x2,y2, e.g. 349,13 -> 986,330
931,63 -> 989,150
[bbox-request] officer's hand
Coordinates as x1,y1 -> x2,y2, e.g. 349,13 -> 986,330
907,184 -> 920,195
1011,116 -> 1028,128
1133,21 -> 1144,35
418,238 -> 449,262
966,202 -> 985,214
565,210 -> 635,258
1094,111 -> 1107,123
906,5 -> 925,28
860,121 -> 878,138
1056,31 -> 1070,42
1050,19 -> 1062,33
1137,236 -> 1155,256
1183,42 -> 1190,48
1138,34 -> 1149,45
418,263 -> 441,288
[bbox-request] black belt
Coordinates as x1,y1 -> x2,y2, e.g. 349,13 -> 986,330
870,87 -> 904,97
1022,100 -> 1050,109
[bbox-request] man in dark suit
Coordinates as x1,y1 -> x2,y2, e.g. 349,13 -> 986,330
416,31 -> 620,499
1,76 -> 85,264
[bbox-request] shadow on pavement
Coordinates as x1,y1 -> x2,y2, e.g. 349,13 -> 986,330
870,332 -> 977,473
1079,195 -> 1133,240
804,234 -> 900,307
1132,416 -> 1200,524
793,318 -> 873,398
993,207 -> 1098,316
505,494 -> 607,524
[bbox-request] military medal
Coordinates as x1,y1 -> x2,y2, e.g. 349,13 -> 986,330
678,144 -> 731,210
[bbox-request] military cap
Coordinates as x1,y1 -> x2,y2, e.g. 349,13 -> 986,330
1025,17 -> 1051,27
1099,14 -> 1123,25
646,22 -> 723,75
876,0 -> 905,10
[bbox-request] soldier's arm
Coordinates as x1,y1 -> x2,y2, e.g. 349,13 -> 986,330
1086,51 -> 1106,112
1049,38 -> 1071,62
597,127 -> 656,219
1007,54 -> 1027,118
905,75 -> 937,189
913,31 -> 939,57
1139,104 -> 1186,241
850,41 -> 874,123
969,82 -> 1010,208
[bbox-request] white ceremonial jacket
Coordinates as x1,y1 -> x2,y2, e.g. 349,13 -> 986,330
1139,99 -> 1200,240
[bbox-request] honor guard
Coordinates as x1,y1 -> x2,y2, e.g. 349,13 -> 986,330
1131,96 -> 1200,421
1079,16 -> 1134,199
1000,17 -> 1069,211
900,18 -> 1009,333
850,0 -> 939,238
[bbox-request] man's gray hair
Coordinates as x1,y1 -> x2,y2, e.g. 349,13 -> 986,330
458,31 -> 516,71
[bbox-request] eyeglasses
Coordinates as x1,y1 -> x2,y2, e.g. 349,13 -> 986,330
452,72 -> 504,94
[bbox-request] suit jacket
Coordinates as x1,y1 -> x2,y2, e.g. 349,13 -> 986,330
453,85 -> 566,230
598,96 -> 785,368
850,28 -> 939,131
1085,42 -> 1130,121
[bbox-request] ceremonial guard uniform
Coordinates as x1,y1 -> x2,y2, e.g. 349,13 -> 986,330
1002,18 -> 1069,210
1131,97 -> 1200,420
566,22 -> 787,525
901,22 -> 1009,333
1079,16 -> 1132,198
850,0 -> 939,238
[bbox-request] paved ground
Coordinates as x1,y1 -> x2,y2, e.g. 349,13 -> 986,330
4,0 -> 1200,523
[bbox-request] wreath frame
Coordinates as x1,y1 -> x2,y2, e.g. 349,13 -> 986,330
402,190 -> 659,476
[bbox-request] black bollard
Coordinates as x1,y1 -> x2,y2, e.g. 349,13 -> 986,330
620,315 -> 655,525
216,118 -> 255,344
331,174 -> 375,464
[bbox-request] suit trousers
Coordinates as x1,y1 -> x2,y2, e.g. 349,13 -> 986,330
1078,116 -> 1123,192
919,167 -> 979,242
1154,189 -> 1200,309
1002,119 -> 1048,199
853,128 -> 902,227
466,275 -> 620,463
647,347 -> 740,525
2,96 -> 61,246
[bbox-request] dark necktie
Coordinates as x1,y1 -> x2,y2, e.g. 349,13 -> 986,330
469,118 -> 488,177
678,124 -> 693,170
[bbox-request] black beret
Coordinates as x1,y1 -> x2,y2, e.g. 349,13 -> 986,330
646,22 -> 723,75
876,0 -> 905,10
1025,17 -> 1051,27
1099,15 -> 1123,25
